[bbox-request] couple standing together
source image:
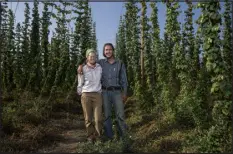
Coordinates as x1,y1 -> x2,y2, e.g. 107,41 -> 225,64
77,43 -> 128,142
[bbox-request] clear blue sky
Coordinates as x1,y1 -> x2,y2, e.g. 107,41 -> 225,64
7,2 -> 226,59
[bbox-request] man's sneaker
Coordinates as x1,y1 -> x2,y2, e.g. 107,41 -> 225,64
98,135 -> 113,142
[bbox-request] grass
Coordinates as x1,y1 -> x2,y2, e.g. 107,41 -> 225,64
0,123 -> 61,152
1,93 -> 202,153
125,97 -> 199,153
0,90 -> 82,153
75,139 -> 127,153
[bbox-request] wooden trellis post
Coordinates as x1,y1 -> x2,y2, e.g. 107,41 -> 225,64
0,1 -> 3,136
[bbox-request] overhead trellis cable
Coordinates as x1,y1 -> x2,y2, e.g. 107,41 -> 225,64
68,4 -> 73,33
14,0 -> 19,22
38,1 -> 55,99
120,1 -> 124,16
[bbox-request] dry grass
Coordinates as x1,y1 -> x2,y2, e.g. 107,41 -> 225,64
1,93 -> 200,153
126,98 -> 198,153
0,91 -> 83,153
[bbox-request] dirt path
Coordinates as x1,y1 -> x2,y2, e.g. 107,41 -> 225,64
38,113 -> 87,153
36,100 -> 136,153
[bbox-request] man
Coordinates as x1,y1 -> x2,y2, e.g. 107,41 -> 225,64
77,49 -> 103,143
78,43 -> 128,141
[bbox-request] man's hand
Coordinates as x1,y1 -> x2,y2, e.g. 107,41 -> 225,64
122,94 -> 127,103
77,65 -> 83,74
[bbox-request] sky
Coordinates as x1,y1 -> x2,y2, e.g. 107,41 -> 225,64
6,1 -> 226,59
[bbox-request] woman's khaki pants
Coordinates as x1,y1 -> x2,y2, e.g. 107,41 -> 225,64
81,92 -> 103,138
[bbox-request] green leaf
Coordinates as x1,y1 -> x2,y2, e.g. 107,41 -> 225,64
222,108 -> 229,116
212,25 -> 220,31
212,62 -> 217,69
207,37 -> 213,44
204,43 -> 210,50
211,82 -> 219,93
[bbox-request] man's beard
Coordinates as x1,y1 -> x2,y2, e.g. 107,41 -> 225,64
106,55 -> 114,59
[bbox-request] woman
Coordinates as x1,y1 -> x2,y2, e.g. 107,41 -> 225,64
77,49 -> 103,142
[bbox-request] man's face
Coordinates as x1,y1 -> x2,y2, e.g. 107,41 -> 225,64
87,52 -> 96,64
104,45 -> 113,58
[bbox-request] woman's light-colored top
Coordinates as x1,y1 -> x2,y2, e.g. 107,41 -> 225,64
77,63 -> 102,94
